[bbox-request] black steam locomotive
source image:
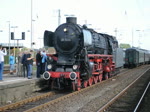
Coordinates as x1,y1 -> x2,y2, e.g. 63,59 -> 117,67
43,17 -> 124,90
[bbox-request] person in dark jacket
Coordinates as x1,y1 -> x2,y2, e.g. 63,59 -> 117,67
36,50 -> 42,78
21,51 -> 28,77
26,50 -> 34,79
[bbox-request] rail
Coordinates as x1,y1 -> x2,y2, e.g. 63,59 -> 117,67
97,67 -> 150,112
21,69 -> 133,112
0,67 -> 145,112
133,81 -> 150,112
0,92 -> 56,112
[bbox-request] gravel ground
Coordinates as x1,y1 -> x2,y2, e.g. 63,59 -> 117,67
40,65 -> 150,112
105,69 -> 150,112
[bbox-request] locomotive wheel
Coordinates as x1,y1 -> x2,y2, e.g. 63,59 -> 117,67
83,81 -> 88,88
88,77 -> 93,86
98,74 -> 102,82
94,76 -> 98,84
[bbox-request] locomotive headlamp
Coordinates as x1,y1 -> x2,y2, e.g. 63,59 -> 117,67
69,72 -> 77,80
43,71 -> 51,80
73,65 -> 78,70
64,28 -> 68,32
47,64 -> 52,69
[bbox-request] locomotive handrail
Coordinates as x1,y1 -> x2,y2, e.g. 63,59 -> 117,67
88,54 -> 113,57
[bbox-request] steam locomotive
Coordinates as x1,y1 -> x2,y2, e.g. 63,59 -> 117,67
43,17 -> 124,91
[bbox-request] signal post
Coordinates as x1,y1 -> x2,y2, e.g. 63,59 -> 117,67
11,32 -> 25,76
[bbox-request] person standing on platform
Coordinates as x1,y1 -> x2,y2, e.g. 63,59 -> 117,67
21,51 -> 28,77
26,50 -> 34,79
41,50 -> 47,74
9,53 -> 15,75
36,50 -> 42,78
0,45 -> 7,81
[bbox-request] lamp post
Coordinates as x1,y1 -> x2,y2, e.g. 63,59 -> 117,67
114,28 -> 118,38
32,19 -> 36,49
11,26 -> 18,59
7,21 -> 11,58
136,30 -> 141,48
132,28 -> 134,48
31,0 -> 33,49
58,9 -> 61,26
30,0 -> 36,49
38,37 -> 43,48
0,30 -> 3,44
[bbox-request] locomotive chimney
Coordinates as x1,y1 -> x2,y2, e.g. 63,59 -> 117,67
66,17 -> 77,24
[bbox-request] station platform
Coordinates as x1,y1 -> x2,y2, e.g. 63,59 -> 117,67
0,73 -> 38,86
0,72 -> 45,106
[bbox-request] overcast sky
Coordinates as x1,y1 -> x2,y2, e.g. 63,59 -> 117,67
0,0 -> 150,49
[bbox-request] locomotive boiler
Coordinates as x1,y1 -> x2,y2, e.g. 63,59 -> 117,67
43,17 -> 123,90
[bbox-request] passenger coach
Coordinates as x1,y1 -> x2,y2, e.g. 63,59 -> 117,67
124,48 -> 150,68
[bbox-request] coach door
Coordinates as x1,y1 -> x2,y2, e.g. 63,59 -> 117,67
136,51 -> 139,65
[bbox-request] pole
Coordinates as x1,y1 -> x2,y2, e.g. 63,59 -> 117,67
31,0 -> 33,49
58,9 -> 61,26
11,26 -> 18,62
8,21 -> 11,58
13,30 -> 15,58
38,37 -> 43,48
17,39 -> 19,76
17,40 -> 19,53
132,28 -> 134,48
114,28 -> 118,38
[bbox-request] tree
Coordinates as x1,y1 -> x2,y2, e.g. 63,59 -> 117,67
120,43 -> 131,49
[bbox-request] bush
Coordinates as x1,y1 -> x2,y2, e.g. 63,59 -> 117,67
4,56 -> 9,64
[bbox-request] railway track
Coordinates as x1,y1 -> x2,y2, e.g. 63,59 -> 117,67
0,92 -> 56,112
0,66 -> 149,112
97,66 -> 150,112
0,68 -> 128,112
134,81 -> 150,112
18,69 -> 135,112
0,77 -> 111,112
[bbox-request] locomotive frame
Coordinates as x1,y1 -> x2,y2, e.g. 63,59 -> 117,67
44,54 -> 115,91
